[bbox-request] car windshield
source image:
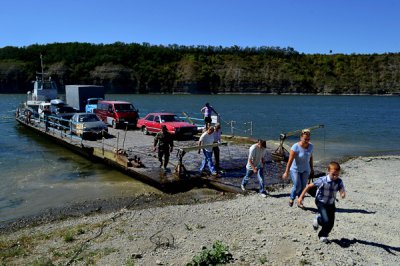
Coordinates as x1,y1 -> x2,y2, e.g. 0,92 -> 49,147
87,99 -> 100,104
161,115 -> 181,122
114,104 -> 135,112
58,106 -> 76,113
78,114 -> 100,122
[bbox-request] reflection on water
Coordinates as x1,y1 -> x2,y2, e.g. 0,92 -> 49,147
0,105 -> 160,221
0,94 -> 399,221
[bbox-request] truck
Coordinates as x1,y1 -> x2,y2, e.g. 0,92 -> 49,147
85,98 -> 103,113
65,85 -> 105,112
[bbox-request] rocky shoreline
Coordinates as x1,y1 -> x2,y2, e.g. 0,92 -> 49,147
1,156 -> 399,265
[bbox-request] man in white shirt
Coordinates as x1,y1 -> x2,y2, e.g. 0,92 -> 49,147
198,126 -> 217,175
241,139 -> 268,197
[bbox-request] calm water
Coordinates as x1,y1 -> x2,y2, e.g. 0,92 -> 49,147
0,94 -> 399,222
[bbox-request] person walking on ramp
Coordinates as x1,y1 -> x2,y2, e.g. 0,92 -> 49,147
241,139 -> 268,198
198,126 -> 217,175
154,125 -> 174,171
297,161 -> 346,243
282,129 -> 314,208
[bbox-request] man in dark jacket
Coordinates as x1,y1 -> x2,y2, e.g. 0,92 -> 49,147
154,125 -> 174,171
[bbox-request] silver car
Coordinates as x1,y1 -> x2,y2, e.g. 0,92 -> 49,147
70,113 -> 108,139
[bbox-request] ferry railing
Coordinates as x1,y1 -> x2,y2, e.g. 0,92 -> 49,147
38,115 -> 81,141
179,112 -> 254,136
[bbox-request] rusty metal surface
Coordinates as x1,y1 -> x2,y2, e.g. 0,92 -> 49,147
16,115 -> 288,193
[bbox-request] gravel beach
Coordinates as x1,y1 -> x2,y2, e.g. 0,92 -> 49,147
1,155 -> 399,265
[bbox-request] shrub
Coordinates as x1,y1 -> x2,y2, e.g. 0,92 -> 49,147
188,240 -> 233,265
63,231 -> 75,242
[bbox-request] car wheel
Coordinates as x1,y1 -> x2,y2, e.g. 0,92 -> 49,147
143,127 -> 149,135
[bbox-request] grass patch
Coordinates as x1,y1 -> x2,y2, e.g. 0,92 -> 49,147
63,231 -> 75,242
0,245 -> 26,259
300,258 -> 311,265
259,255 -> 269,264
115,228 -> 125,234
128,235 -> 138,241
125,258 -> 135,266
103,247 -> 118,256
77,228 -> 85,235
184,224 -> 193,231
72,247 -> 119,265
32,257 -> 54,266
188,240 -> 233,265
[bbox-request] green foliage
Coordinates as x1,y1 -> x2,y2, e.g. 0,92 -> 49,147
125,258 -> 135,266
300,258 -> 311,265
259,255 -> 269,264
195,224 -> 206,229
0,245 -> 25,259
188,241 -> 233,265
63,231 -> 75,242
0,43 -> 399,94
185,223 -> 193,231
32,257 -> 55,266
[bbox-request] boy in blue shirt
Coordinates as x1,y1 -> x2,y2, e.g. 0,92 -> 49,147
297,161 -> 346,243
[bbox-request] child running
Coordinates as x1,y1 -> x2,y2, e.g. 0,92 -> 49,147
297,161 -> 346,243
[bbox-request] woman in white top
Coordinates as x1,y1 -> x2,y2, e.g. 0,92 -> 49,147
282,130 -> 314,208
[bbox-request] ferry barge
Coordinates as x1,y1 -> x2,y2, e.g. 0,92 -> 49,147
15,57 -> 289,193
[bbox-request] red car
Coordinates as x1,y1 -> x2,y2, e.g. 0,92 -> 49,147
137,112 -> 198,138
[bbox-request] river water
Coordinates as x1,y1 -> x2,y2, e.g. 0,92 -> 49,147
0,94 -> 399,222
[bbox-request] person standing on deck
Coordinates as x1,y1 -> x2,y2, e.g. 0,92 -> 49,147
198,126 -> 217,175
43,106 -> 51,131
201,103 -> 218,130
241,139 -> 268,198
282,129 -> 314,208
154,125 -> 174,171
213,123 -> 222,171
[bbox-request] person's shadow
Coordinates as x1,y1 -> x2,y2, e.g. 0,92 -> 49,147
301,207 -> 376,214
336,208 -> 376,214
331,238 -> 400,255
269,193 -> 290,198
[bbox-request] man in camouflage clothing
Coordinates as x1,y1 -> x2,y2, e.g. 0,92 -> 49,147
154,125 -> 174,171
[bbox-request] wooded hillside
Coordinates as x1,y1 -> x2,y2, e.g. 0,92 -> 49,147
1,42 -> 399,94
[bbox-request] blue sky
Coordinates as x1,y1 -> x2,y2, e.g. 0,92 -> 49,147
1,0 -> 399,54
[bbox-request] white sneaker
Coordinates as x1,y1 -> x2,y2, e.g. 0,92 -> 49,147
241,184 -> 246,191
319,237 -> 329,243
313,215 -> 319,231
259,192 -> 267,198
